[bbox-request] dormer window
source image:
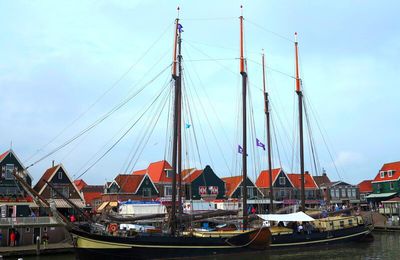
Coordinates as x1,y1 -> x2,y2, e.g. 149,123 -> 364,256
388,170 -> 394,177
166,169 -> 173,178
380,171 -> 385,178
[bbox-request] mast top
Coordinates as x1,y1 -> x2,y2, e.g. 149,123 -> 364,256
294,32 -> 298,43
177,6 -> 180,19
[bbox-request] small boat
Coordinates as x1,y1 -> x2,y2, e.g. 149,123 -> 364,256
258,212 -> 372,247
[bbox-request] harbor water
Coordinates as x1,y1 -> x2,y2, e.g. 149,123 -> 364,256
21,232 -> 399,260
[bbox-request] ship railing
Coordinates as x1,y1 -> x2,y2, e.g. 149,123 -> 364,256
0,216 -> 61,226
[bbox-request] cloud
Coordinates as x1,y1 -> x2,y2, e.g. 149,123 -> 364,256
334,151 -> 364,167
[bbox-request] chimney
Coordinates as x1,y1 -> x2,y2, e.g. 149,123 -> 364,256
52,160 -> 55,167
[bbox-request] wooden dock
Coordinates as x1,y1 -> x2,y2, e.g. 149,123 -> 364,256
0,242 -> 74,258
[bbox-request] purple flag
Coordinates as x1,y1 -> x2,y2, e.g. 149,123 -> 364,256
178,24 -> 184,33
238,145 -> 243,154
256,138 -> 266,150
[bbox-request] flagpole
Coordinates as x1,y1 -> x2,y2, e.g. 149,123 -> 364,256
262,51 -> 274,213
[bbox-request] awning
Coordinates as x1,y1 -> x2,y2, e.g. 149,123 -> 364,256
257,212 -> 315,222
97,202 -> 109,211
49,199 -> 85,208
109,201 -> 118,207
365,192 -> 397,199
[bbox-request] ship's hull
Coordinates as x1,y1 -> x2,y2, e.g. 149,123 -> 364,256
71,227 -> 271,260
270,225 -> 373,248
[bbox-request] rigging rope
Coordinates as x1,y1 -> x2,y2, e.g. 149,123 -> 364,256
24,22 -> 174,164
27,64 -> 172,169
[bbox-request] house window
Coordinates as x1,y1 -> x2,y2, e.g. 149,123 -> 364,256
164,186 -> 172,196
51,186 -> 69,198
43,227 -> 48,232
58,171 -> 63,180
360,194 -> 366,201
279,177 -> 286,185
390,182 -> 394,190
247,187 -> 254,197
280,189 -> 285,198
341,189 -> 346,198
5,164 -> 14,179
351,188 -> 356,198
25,228 -> 30,233
335,189 -> 339,198
388,171 -> 393,177
143,188 -> 152,197
380,171 -> 385,178
377,184 -> 381,193
166,170 -> 173,178
330,189 -> 335,198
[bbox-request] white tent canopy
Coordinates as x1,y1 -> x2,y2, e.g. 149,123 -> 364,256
257,212 -> 315,222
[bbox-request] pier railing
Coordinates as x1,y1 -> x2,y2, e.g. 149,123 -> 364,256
0,216 -> 61,227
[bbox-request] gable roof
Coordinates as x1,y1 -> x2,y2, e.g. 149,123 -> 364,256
33,164 -> 85,201
0,150 -> 10,162
132,160 -> 173,183
256,168 -> 285,188
182,168 -> 203,183
287,173 -> 318,189
222,176 -> 243,197
330,181 -> 352,187
372,161 -> 400,183
358,180 -> 373,193
313,174 -> 332,188
112,173 -> 157,194
0,149 -> 33,181
74,179 -> 88,191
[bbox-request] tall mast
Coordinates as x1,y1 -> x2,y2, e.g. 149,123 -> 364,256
177,19 -> 183,217
262,51 -> 274,213
239,6 -> 248,230
295,32 -> 306,211
170,10 -> 182,234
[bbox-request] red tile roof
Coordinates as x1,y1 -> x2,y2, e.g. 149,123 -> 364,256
256,168 -> 282,188
0,150 -> 10,162
221,176 -> 243,197
182,169 -> 203,183
313,174 -> 331,187
74,179 -> 88,191
372,161 -> 400,183
33,165 -> 60,193
287,173 -> 318,189
132,169 -> 147,175
132,160 -> 173,183
82,185 -> 103,206
357,180 -> 373,193
114,174 -> 145,193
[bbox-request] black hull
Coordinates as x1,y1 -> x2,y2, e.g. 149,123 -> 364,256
271,225 -> 372,248
71,227 -> 271,260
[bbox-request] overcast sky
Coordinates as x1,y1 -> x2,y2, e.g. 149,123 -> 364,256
1,1 -> 399,186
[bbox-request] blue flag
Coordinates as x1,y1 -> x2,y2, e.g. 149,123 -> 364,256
256,138 -> 266,150
238,145 -> 243,154
185,123 -> 191,129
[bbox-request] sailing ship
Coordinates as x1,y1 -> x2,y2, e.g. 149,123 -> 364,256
258,32 -> 373,247
68,9 -> 272,260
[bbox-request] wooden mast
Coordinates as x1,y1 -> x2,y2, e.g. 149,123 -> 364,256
177,18 -> 183,218
262,51 -> 274,213
170,10 -> 181,234
294,32 -> 306,211
239,6 -> 248,230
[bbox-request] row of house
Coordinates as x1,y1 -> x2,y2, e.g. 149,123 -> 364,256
5,148 -> 392,245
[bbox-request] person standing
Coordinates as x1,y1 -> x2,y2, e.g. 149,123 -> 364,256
10,230 -> 15,246
15,230 -> 20,246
